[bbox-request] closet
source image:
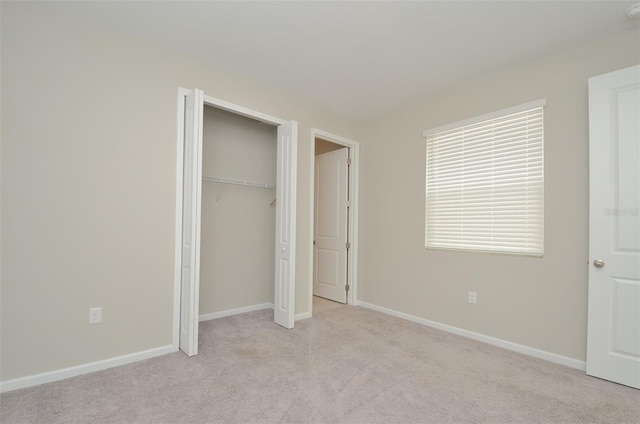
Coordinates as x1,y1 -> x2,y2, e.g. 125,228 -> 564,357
178,88 -> 297,356
199,106 -> 277,317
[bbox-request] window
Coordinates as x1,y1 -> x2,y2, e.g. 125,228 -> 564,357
423,100 -> 544,256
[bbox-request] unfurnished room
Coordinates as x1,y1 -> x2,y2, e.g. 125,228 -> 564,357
1,1 -> 639,423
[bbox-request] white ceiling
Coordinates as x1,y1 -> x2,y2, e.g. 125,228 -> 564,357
53,1 -> 639,121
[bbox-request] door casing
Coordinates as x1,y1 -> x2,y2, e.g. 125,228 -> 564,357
309,129 -> 360,313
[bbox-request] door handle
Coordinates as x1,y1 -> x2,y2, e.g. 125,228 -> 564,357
593,259 -> 605,268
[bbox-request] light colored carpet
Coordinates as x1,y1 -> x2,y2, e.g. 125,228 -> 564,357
1,297 -> 639,423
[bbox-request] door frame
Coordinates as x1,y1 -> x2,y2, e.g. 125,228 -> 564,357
309,128 -> 360,313
173,88 -> 297,351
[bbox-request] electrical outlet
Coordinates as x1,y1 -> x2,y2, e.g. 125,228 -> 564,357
468,291 -> 477,304
89,307 -> 102,324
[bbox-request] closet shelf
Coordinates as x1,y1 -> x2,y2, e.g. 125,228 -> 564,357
202,175 -> 275,190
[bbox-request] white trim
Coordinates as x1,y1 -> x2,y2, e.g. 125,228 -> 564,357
0,345 -> 175,393
309,129 -> 360,316
199,303 -> 273,322
173,87 -> 189,351
202,94 -> 286,126
198,303 -> 312,323
357,301 -> 586,371
423,98 -> 547,137
295,312 -> 312,321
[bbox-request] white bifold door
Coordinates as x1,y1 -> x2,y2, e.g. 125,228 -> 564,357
587,65 -> 640,389
273,120 -> 298,328
180,89 -> 204,356
313,147 -> 349,303
179,89 -> 297,356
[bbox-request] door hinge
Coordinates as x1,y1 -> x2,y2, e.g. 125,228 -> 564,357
347,158 -> 352,166
345,284 -> 350,293
346,242 -> 350,249
346,200 -> 351,208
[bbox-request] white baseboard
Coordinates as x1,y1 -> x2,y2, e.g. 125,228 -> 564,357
9,302 -> 567,394
357,301 -> 586,371
295,312 -> 312,321
0,344 -> 175,393
199,303 -> 311,323
4,302 -> 307,393
199,303 -> 273,322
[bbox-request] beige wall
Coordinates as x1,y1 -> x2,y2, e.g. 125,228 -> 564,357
0,2 -> 361,381
358,28 -> 640,361
3,1 -> 639,384
199,107 -> 276,314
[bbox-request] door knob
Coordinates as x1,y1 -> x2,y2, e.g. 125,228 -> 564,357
593,259 -> 605,268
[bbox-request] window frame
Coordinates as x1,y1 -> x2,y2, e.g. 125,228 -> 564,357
423,99 -> 545,257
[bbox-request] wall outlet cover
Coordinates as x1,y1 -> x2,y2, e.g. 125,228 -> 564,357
89,307 -> 102,324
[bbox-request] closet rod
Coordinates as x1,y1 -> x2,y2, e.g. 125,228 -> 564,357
202,175 -> 275,190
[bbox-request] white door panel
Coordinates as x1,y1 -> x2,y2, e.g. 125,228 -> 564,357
587,65 -> 640,389
180,88 -> 204,356
274,120 -> 297,328
314,147 -> 348,303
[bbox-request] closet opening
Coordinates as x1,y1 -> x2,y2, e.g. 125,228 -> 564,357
175,88 -> 297,357
199,106 -> 277,320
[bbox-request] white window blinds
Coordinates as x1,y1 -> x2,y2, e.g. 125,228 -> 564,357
424,102 -> 544,256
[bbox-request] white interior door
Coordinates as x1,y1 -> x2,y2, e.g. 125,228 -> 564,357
587,65 -> 640,389
314,148 -> 349,303
180,88 -> 204,356
274,120 -> 298,328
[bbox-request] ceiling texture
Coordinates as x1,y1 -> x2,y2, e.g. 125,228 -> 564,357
53,1 -> 639,121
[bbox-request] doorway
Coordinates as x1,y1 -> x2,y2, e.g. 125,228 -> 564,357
199,106 -> 276,318
174,88 -> 298,356
314,140 -> 348,304
309,129 -> 360,315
